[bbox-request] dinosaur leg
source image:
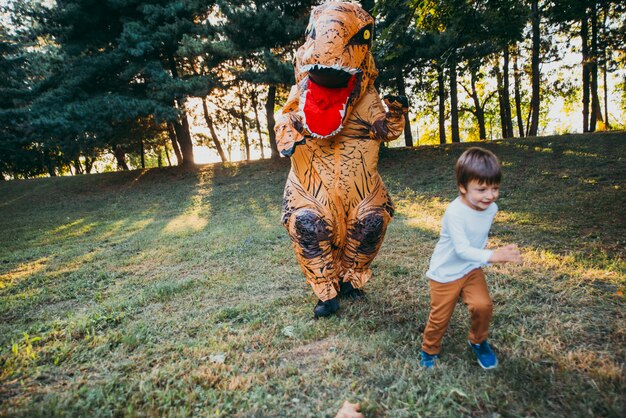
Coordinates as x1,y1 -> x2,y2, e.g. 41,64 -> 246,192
340,180 -> 394,291
285,206 -> 339,302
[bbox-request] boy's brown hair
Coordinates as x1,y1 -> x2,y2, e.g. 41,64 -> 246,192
455,147 -> 501,187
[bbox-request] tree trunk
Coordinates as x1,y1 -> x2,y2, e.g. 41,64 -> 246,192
529,0 -> 540,136
140,139 -> 145,169
590,2 -> 603,131
201,97 -> 228,163
165,146 -> 172,166
513,44 -> 524,137
503,46 -> 514,137
114,145 -> 129,171
167,51 -> 194,166
494,63 -> 508,139
265,85 -> 280,159
157,146 -> 163,167
73,158 -> 83,175
227,122 -> 234,161
251,92 -> 266,159
470,68 -> 487,140
581,13 -> 590,132
84,157 -> 93,174
238,93 -> 251,161
437,63 -> 446,144
44,152 -> 57,177
167,122 -> 183,164
172,115 -> 194,166
449,60 -> 460,143
396,72 -> 413,146
602,5 -> 610,129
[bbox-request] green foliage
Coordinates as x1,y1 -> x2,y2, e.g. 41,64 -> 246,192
546,1 -> 626,74
1,0 -> 224,176
1,0 -> 625,176
0,10 -> 47,178
375,0 -> 527,78
217,0 -> 317,85
373,0 -> 420,83
373,0 -> 528,142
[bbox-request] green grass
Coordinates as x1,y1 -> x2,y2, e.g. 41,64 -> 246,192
1,132 -> 624,417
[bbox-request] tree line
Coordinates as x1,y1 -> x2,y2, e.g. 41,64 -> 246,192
0,0 -> 624,179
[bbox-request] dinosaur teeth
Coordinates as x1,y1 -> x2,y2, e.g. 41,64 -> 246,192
302,64 -> 360,75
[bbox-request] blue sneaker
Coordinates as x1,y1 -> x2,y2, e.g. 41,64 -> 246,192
420,350 -> 439,368
469,340 -> 498,369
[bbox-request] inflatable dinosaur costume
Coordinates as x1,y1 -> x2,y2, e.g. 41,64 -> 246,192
275,1 -> 408,318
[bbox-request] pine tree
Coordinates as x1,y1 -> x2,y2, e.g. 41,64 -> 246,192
18,0 -> 223,170
218,0 -> 316,159
0,23 -> 39,179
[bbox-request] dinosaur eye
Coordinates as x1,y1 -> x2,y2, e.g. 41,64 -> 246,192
349,24 -> 373,46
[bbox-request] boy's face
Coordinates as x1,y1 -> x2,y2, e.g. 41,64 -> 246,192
459,180 -> 500,211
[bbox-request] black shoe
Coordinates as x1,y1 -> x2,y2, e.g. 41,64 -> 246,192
313,297 -> 339,319
339,280 -> 366,300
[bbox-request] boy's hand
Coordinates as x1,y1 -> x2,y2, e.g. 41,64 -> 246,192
489,244 -> 522,264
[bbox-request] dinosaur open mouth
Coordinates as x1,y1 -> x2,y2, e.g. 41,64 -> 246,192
301,65 -> 360,138
309,66 -> 353,88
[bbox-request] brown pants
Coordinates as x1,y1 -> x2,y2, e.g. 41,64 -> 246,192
421,268 -> 493,355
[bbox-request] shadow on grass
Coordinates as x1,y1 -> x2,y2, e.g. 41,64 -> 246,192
3,158 -> 296,306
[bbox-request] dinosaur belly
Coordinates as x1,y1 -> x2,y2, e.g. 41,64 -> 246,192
291,118 -> 382,216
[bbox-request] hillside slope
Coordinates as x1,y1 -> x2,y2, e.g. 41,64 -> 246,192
1,132 -> 624,417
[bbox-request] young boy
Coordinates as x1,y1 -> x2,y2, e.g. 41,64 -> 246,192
420,147 -> 522,369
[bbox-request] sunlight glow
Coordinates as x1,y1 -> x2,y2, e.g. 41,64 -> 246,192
404,215 -> 441,234
163,213 -> 208,235
0,258 -> 48,290
193,146 -> 224,164
193,145 -> 268,165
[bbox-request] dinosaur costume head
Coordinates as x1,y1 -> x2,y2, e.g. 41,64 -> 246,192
295,1 -> 378,138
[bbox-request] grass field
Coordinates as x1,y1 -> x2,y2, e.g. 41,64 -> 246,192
1,132 -> 624,417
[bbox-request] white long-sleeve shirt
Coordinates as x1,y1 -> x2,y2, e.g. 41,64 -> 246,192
426,196 -> 498,283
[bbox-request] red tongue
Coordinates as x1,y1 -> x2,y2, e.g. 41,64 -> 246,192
303,75 -> 356,137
